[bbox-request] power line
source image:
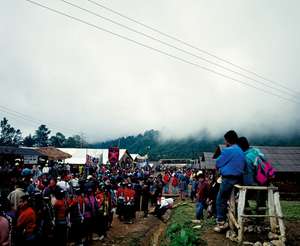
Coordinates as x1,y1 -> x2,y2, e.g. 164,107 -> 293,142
23,0 -> 300,105
0,105 -> 80,136
61,0 -> 299,100
62,0 -> 299,100
88,0 -> 300,96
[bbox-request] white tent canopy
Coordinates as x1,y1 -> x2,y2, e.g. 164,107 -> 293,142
58,148 -> 128,165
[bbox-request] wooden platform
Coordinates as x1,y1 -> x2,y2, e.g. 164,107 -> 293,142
228,185 -> 286,245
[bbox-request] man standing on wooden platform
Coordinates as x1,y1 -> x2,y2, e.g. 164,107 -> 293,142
214,130 -> 245,233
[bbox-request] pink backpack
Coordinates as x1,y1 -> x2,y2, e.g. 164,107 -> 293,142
255,157 -> 276,185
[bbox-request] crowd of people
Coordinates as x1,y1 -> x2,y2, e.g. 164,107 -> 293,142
161,130 -> 273,234
0,162 -> 176,246
0,129 -> 274,245
161,167 -> 219,221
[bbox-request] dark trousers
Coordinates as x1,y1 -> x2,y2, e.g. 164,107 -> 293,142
154,205 -> 168,218
83,217 -> 93,241
216,177 -> 240,223
54,223 -> 68,246
96,214 -> 108,237
195,200 -> 205,220
16,233 -> 37,246
190,190 -> 196,201
124,204 -> 135,222
142,197 -> 149,217
70,220 -> 83,243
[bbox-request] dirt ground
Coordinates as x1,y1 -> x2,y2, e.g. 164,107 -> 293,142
285,220 -> 300,246
202,230 -> 236,246
92,211 -> 163,246
90,202 -> 300,246
202,220 -> 300,246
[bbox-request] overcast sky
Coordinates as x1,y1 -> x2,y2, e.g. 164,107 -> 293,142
1,0 -> 300,142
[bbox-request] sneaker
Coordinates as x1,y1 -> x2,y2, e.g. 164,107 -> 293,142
193,225 -> 202,229
213,222 -> 229,233
92,236 -> 100,241
191,219 -> 202,224
99,235 -> 105,241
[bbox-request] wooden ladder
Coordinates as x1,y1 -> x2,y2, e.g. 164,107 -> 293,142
228,185 -> 286,245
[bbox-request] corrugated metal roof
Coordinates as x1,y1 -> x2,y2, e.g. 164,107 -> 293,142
0,146 -> 46,157
256,146 -> 300,172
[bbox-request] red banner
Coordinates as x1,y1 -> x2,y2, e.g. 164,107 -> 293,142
108,147 -> 119,165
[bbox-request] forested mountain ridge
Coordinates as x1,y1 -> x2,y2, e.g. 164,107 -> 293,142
91,129 -> 300,160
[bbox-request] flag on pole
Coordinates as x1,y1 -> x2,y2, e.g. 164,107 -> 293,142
108,147 -> 119,165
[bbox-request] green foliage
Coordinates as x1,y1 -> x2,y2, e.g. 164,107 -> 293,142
161,203 -> 211,246
281,201 -> 300,220
0,117 -> 22,146
23,134 -> 35,147
0,117 -> 87,148
64,134 -> 84,148
49,132 -> 66,147
34,124 -> 51,147
166,223 -> 199,246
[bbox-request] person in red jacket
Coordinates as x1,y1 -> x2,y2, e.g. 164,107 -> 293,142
123,183 -> 135,224
68,189 -> 84,245
53,190 -> 68,246
195,174 -> 209,221
163,172 -> 170,194
171,174 -> 178,194
16,195 -> 37,246
116,183 -> 126,221
95,183 -> 110,240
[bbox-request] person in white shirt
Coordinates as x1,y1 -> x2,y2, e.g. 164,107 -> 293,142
7,182 -> 25,211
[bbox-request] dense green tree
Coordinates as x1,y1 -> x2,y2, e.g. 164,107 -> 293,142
0,117 -> 22,146
49,132 -> 66,147
34,124 -> 51,147
23,134 -> 35,147
65,134 -> 83,148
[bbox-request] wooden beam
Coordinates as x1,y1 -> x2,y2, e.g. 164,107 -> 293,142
274,192 -> 286,245
228,210 -> 240,229
241,214 -> 279,218
228,189 -> 237,230
237,188 -> 247,245
234,185 -> 278,191
268,189 -> 277,233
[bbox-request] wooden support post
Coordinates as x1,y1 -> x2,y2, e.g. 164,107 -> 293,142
268,189 -> 277,233
237,188 -> 246,245
274,192 -> 286,245
228,209 -> 240,229
228,189 -> 236,230
230,189 -> 236,217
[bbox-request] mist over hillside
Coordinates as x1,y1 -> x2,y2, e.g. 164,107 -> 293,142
90,129 -> 300,160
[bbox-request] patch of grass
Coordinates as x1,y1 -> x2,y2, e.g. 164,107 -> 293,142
247,200 -> 300,220
161,202 -> 215,246
281,201 -> 300,220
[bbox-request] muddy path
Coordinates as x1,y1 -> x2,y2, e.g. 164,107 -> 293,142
92,211 -> 165,246
202,230 -> 235,246
202,220 -> 300,246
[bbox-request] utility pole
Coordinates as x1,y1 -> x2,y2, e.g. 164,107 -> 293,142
80,132 -> 86,148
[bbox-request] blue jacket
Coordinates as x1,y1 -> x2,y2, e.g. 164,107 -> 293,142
216,144 -> 245,177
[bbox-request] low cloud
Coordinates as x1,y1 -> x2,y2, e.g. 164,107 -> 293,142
1,0 -> 300,142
